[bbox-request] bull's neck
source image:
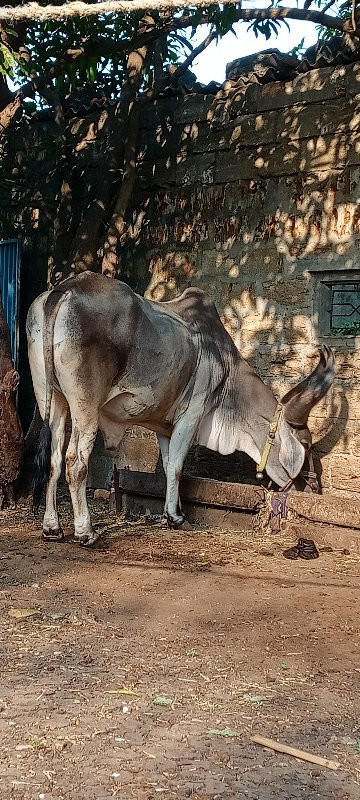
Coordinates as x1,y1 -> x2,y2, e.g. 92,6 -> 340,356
233,364 -> 278,451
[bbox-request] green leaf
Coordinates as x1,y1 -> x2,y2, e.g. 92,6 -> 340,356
152,696 -> 174,706
209,727 -> 239,737
0,43 -> 16,76
8,607 -> 40,619
243,693 -> 268,704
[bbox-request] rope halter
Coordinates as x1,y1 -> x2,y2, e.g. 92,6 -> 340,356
256,404 -> 283,480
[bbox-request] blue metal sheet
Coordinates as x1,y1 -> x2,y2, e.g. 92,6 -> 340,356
0,239 -> 21,367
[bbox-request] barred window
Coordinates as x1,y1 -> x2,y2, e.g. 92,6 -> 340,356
329,282 -> 360,336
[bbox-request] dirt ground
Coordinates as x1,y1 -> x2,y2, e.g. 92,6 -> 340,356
0,495 -> 359,800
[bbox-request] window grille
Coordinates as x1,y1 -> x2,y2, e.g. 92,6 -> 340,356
329,281 -> 360,336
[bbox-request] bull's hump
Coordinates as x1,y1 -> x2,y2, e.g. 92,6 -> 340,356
162,286 -> 214,313
159,288 -> 239,359
158,287 -> 219,329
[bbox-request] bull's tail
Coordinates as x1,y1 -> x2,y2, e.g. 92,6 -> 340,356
32,287 -> 70,511
32,420 -> 52,510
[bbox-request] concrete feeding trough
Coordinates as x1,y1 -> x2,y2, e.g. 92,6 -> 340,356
114,469 -> 360,541
114,470 -> 261,530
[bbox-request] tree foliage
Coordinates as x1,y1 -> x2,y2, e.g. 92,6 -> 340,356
0,0 -> 359,284
0,0 -> 359,108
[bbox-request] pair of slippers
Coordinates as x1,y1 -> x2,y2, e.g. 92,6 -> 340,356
283,538 -> 319,560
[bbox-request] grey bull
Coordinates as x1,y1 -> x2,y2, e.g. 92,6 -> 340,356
27,272 -> 335,545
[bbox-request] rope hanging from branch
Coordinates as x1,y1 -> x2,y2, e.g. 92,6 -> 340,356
0,0 -> 350,32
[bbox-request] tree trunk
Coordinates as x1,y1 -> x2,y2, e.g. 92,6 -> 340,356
0,289 -> 24,506
0,75 -> 12,111
99,34 -> 150,278
68,106 -> 129,275
101,100 -> 140,277
0,94 -> 22,137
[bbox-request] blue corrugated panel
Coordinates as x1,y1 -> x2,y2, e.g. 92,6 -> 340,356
0,239 -> 21,366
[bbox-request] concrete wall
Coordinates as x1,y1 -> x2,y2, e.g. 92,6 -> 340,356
118,61 -> 360,496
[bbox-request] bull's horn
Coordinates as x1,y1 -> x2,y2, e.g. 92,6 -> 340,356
281,345 -> 335,427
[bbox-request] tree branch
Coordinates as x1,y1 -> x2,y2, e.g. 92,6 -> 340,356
169,29 -> 217,80
0,94 -> 22,134
174,6 -> 355,35
0,0 -> 355,36
351,0 -> 358,31
16,26 -> 168,102
321,0 -> 338,13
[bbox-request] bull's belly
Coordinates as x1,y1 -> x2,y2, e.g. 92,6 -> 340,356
99,390 -> 173,450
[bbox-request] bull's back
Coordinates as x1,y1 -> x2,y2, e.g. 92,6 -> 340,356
29,273 -> 199,418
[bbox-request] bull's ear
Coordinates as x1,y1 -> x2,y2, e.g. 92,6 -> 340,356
281,346 -> 335,427
278,416 -> 305,479
3,369 -> 20,393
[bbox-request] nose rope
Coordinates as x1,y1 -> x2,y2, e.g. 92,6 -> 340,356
256,404 -> 283,480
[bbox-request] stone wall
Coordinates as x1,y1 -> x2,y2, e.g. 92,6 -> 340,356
2,59 -> 360,496
118,60 -> 360,497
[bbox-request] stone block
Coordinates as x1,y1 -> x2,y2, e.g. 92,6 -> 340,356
176,152 -> 215,186
348,132 -> 360,167
138,123 -> 183,161
94,488 -> 110,500
285,521 -> 360,553
140,97 -> 176,129
173,95 -> 215,124
282,314 -> 313,345
263,277 -> 309,306
346,62 -> 360,98
223,178 -> 270,214
276,97 -> 359,143
115,428 -> 159,473
215,141 -> 302,183
88,432 -> 113,489
138,158 -> 177,188
239,65 -> 347,115
329,454 -> 360,492
228,111 -> 277,148
331,349 -> 360,381
301,132 -> 359,174
313,418 -> 360,457
257,346 -> 305,378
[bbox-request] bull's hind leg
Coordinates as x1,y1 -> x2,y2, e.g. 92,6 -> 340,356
42,393 -> 68,541
65,420 -> 98,546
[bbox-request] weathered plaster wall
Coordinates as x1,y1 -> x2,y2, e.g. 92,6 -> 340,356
119,61 -> 360,496
2,60 -> 360,495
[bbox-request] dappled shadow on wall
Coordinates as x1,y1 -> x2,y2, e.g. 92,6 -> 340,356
135,72 -> 360,487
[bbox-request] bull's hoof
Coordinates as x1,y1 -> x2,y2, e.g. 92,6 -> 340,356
75,528 -> 100,547
166,513 -> 187,530
42,528 -> 64,542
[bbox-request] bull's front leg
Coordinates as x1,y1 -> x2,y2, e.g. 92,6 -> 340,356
157,434 -> 169,476
303,448 -> 320,494
164,418 -> 196,528
65,422 -> 98,546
